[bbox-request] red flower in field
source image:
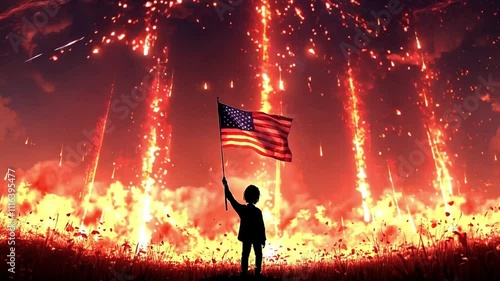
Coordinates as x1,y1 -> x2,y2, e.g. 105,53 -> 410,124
65,223 -> 74,232
448,201 -> 454,206
445,212 -> 450,217
431,222 -> 437,228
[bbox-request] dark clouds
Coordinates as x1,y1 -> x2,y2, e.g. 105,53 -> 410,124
0,0 -> 72,55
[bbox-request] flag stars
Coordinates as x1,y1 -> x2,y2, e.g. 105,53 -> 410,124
220,105 -> 254,131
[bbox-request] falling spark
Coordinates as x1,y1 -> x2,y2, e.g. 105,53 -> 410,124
278,67 -> 284,91
54,37 -> 85,51
274,160 -> 281,233
406,201 -> 416,233
387,160 -> 402,220
143,34 -> 152,56
59,145 -> 64,167
341,216 -> 345,239
24,53 -> 43,63
111,162 -> 116,179
204,82 -> 208,90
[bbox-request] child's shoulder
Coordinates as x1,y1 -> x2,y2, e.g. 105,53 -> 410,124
249,204 -> 262,211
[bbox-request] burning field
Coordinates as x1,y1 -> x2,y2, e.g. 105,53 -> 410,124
1,0 -> 500,280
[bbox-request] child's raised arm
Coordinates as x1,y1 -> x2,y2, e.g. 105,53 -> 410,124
222,177 -> 244,215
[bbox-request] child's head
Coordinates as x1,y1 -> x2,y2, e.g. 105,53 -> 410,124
243,185 -> 260,204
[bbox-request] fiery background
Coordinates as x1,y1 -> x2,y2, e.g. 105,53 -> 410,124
0,0 -> 500,263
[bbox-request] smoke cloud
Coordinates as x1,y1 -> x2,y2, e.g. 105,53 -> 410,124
20,160 -> 79,196
0,96 -> 25,141
19,17 -> 72,57
0,0 -> 62,22
31,71 -> 55,93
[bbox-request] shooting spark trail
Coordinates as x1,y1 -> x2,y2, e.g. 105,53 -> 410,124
25,54 -> 43,63
414,33 -> 457,215
346,66 -> 372,223
257,1 -> 273,113
248,0 -> 280,235
387,160 -> 402,220
54,37 -> 85,51
138,57 -> 173,250
81,84 -> 114,228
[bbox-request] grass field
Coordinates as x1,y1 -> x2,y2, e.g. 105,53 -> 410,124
1,227 -> 499,281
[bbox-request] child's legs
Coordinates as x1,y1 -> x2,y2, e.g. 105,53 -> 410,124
241,242 -> 252,274
252,242 -> 263,274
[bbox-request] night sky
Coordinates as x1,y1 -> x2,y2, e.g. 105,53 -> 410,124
0,0 -> 499,205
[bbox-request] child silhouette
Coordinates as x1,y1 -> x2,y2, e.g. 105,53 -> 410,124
222,177 -> 266,277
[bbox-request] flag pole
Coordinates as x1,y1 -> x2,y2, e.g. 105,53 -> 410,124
217,97 -> 228,211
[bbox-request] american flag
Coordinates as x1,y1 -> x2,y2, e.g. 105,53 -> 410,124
218,102 -> 293,162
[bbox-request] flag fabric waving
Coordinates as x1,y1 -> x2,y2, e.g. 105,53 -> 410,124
218,101 -> 293,162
